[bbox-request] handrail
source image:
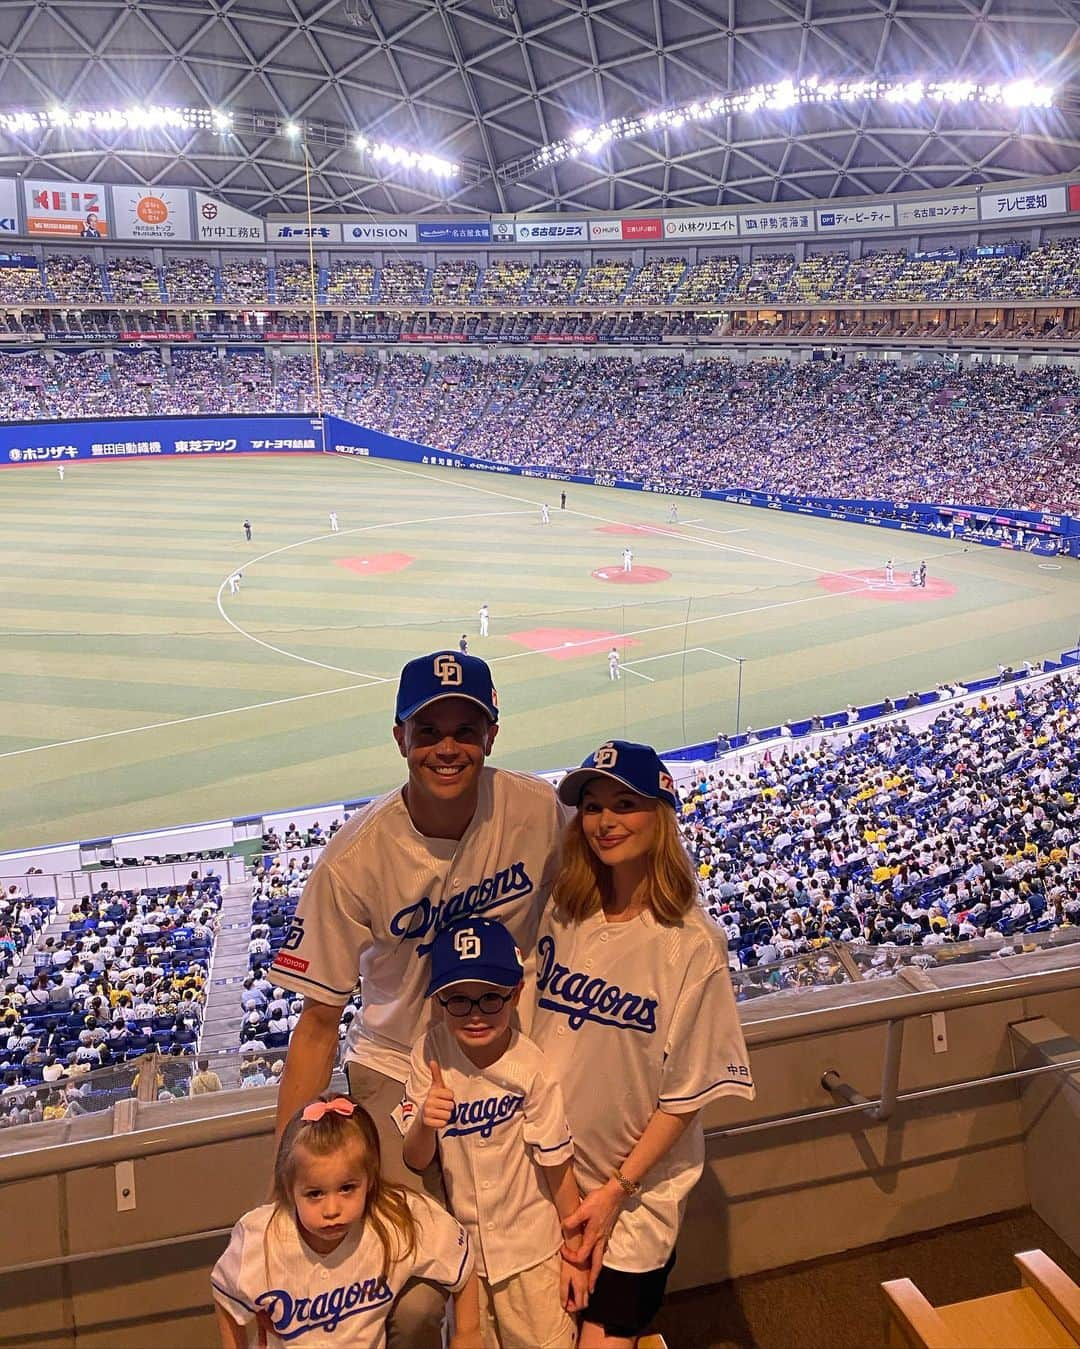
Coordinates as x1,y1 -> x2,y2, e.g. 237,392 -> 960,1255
0,961 -> 1076,1184
739,961 -> 1080,1048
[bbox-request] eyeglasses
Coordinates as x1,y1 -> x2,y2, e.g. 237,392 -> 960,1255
436,990 -> 514,1018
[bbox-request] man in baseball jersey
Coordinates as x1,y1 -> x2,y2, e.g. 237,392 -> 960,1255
541,503 -> 551,525
884,558 -> 894,586
478,603 -> 489,638
242,518 -> 252,542
622,547 -> 633,573
329,510 -> 339,532
608,647 -> 621,681
270,650 -> 565,1349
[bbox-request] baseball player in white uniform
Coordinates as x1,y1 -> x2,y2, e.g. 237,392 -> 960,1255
478,604 -> 489,638
884,558 -> 894,586
608,647 -> 621,681
57,464 -> 65,482
668,503 -> 678,524
541,503 -> 550,525
622,547 -> 633,573
329,510 -> 339,532
400,919 -> 580,1348
228,570 -> 243,594
529,741 -> 755,1345
269,649 -> 566,1349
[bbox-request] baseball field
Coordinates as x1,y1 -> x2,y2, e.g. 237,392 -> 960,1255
4,449 -> 1080,852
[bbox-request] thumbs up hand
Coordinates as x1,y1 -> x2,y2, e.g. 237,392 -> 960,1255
422,1060 -> 455,1132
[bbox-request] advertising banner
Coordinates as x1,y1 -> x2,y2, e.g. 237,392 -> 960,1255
896,195 -> 978,228
515,220 -> 588,243
816,204 -> 896,232
0,180 -> 17,234
739,209 -> 814,237
0,415 -> 321,465
267,220 -> 342,243
25,180 -> 108,237
490,219 -> 515,242
588,218 -> 662,241
342,220 -> 417,245
416,221 -> 491,244
663,214 -> 738,240
979,185 -> 1068,221
1070,184 -> 1080,213
621,218 -> 662,240
113,186 -> 193,241
194,194 -> 264,243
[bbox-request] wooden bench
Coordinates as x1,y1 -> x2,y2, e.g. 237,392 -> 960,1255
882,1249 -> 1080,1349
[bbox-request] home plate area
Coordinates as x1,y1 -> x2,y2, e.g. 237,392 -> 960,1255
817,569 -> 958,602
335,553 -> 415,574
506,628 -> 643,661
592,565 -> 672,584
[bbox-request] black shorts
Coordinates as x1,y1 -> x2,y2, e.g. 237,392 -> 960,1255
583,1248 -> 676,1339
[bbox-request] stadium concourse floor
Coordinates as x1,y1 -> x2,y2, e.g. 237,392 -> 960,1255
656,1209 -> 1080,1348
4,451 -> 1080,852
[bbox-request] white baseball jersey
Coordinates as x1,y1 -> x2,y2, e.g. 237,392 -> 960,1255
269,767 -> 565,1082
211,1192 -> 472,1348
399,1023 -> 573,1284
527,903 -> 754,1272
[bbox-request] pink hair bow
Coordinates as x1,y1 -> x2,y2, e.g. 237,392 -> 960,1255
301,1096 -> 355,1122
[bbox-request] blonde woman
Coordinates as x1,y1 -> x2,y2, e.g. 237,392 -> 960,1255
531,741 -> 755,1348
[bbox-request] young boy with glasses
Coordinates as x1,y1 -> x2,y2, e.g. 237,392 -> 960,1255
400,918 -> 585,1349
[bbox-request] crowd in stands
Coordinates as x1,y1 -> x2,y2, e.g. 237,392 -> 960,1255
325,259 -> 375,306
1,347 -> 1076,511
685,672 -> 1080,969
0,875 -> 222,1125
0,236 -> 1074,312
162,257 -> 216,304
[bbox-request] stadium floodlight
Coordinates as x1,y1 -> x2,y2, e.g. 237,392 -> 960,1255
355,131 -> 458,177
524,74 -> 1056,174
283,121 -> 302,139
0,104 -> 233,136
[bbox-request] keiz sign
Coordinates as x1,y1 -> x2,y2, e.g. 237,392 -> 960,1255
25,180 -> 108,237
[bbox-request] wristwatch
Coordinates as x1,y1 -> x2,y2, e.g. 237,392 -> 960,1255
613,1169 -> 642,1197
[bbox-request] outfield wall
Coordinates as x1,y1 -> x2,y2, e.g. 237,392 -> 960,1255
2,410 -> 1075,556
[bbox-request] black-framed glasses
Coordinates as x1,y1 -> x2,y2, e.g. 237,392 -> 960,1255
436,990 -> 514,1018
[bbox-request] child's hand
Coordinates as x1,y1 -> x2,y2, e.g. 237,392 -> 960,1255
422,1060 -> 455,1131
560,1252 -> 590,1313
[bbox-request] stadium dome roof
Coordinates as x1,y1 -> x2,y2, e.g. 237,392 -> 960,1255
0,0 -> 1076,220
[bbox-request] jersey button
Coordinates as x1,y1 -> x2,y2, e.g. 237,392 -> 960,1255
585,959 -> 594,969
487,1222 -> 496,1231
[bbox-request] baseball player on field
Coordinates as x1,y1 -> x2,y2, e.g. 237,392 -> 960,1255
530,741 -> 755,1348
400,919 -> 583,1349
269,650 -> 566,1349
622,547 -> 633,573
478,603 -> 489,638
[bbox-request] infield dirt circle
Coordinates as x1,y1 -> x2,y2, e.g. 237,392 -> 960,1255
592,565 -> 672,584
817,569 -> 958,602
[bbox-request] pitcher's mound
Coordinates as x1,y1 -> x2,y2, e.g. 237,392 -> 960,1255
593,566 -> 671,584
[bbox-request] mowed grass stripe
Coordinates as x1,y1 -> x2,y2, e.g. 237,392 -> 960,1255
3,453 -> 1080,851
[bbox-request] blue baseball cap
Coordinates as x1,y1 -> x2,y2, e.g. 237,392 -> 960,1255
557,740 -> 678,811
395,650 -> 499,724
426,919 -> 525,996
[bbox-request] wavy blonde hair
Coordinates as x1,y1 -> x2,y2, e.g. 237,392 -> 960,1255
552,800 -> 698,925
266,1096 -> 418,1280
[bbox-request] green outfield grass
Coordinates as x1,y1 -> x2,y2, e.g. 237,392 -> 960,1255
3,450 -> 1080,853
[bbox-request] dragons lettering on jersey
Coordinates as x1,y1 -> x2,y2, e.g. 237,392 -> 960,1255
443,1092 -> 524,1140
535,935 -> 658,1034
255,1275 -> 392,1337
389,862 -> 534,955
